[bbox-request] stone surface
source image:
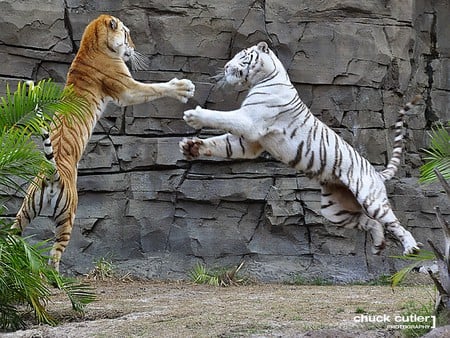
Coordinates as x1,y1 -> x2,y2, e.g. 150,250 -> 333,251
0,0 -> 449,283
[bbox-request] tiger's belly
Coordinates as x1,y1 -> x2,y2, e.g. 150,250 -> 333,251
260,133 -> 338,181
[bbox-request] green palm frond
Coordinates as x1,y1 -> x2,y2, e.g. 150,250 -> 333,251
0,79 -> 88,193
0,128 -> 52,193
420,123 -> 450,183
390,250 -> 436,287
48,272 -> 97,312
0,79 -> 88,135
0,229 -> 55,329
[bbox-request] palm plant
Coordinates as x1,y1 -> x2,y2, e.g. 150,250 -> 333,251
419,123 -> 450,183
391,123 -> 450,282
0,222 -> 95,330
391,122 -> 450,327
0,79 -> 95,331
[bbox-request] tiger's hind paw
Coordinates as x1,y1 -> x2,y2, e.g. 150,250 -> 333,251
179,137 -> 205,159
371,240 -> 386,255
403,241 -> 422,256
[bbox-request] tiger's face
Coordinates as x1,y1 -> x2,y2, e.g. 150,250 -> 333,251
223,41 -> 274,87
85,15 -> 147,71
104,16 -> 135,62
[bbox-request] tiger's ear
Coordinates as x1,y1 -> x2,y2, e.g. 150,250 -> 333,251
257,41 -> 269,53
109,17 -> 118,30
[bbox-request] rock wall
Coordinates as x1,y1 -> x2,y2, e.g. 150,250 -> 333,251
0,0 -> 449,282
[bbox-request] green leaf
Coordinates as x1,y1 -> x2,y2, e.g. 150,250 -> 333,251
0,79 -> 89,135
390,250 -> 436,287
420,123 -> 450,183
0,128 -> 52,193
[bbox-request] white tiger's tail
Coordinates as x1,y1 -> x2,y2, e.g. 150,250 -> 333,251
26,81 -> 59,179
380,95 -> 422,181
41,128 -> 60,181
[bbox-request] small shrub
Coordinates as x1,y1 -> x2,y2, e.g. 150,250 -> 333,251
188,262 -> 246,287
87,256 -> 116,281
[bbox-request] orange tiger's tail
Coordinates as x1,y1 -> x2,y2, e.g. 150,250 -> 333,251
380,95 -> 422,181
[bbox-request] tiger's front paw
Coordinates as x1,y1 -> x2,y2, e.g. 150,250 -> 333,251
183,106 -> 205,130
168,78 -> 195,103
179,137 -> 209,159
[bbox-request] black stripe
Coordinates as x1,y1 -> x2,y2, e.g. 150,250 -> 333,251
290,127 -> 298,139
267,95 -> 300,109
306,150 -> 315,171
305,120 -> 318,157
321,201 -> 334,209
298,110 -> 312,128
332,134 -> 342,177
378,207 -> 389,219
256,82 -> 293,89
288,141 -> 304,167
225,136 -> 232,157
318,128 -> 327,174
52,184 -> 65,219
239,137 -> 245,155
334,210 -> 351,216
354,178 -> 362,198
256,68 -> 278,85
56,217 -> 70,228
246,91 -> 271,99
275,100 -> 303,116
75,59 -> 131,87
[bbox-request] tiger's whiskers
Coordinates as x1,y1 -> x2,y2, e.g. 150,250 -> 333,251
130,51 -> 150,71
211,69 -> 228,88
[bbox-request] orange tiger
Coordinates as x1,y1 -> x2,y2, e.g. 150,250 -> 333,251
12,14 -> 195,271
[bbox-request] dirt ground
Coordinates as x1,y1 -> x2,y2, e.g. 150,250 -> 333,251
3,275 -> 436,338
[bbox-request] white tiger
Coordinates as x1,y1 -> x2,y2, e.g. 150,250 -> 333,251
180,41 -> 421,255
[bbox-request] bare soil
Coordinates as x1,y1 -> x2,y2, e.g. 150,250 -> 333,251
5,278 -> 434,338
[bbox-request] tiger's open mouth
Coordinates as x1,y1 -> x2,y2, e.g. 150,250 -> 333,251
123,50 -> 132,61
224,67 -> 247,85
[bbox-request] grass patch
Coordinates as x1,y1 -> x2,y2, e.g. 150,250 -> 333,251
355,307 -> 367,314
285,274 -> 334,286
346,275 -> 393,286
400,300 -> 434,338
